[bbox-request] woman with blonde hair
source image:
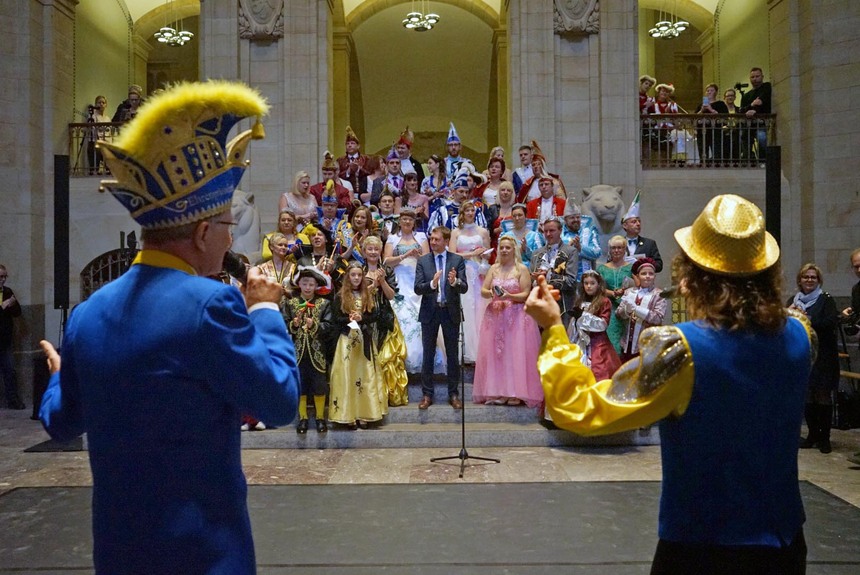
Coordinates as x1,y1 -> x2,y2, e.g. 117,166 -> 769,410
473,235 -> 542,406
279,170 -> 318,229
597,235 -> 635,352
449,200 -> 491,362
363,235 -> 408,406
328,261 -> 385,429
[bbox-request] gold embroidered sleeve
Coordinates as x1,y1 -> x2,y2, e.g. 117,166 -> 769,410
538,324 -> 695,437
786,308 -> 817,365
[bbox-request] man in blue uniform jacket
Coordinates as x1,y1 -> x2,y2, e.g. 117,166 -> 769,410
38,81 -> 300,575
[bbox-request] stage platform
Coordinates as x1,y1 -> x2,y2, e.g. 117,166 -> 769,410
2,481 -> 859,574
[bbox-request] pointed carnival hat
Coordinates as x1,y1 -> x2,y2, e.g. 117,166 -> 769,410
623,190 -> 641,222
321,150 -> 337,171
98,80 -> 268,229
397,126 -> 414,148
320,178 -> 338,204
530,140 -> 549,176
345,125 -> 359,144
447,122 -> 460,144
674,194 -> 779,276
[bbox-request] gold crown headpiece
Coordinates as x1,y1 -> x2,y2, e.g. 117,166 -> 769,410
97,80 -> 269,229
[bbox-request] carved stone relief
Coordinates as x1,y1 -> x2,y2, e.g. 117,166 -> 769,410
553,0 -> 600,35
238,0 -> 285,42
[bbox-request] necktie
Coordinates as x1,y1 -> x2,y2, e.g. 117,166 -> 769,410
437,254 -> 445,303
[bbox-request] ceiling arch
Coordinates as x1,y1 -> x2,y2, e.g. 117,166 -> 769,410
346,0 -> 502,31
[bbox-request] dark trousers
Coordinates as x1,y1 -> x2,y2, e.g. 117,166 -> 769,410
0,347 -> 20,406
651,530 -> 806,575
421,305 -> 460,399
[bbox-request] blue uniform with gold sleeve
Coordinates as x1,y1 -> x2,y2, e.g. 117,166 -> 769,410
40,250 -> 300,574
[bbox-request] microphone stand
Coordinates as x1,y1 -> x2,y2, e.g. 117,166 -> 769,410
431,283 -> 499,478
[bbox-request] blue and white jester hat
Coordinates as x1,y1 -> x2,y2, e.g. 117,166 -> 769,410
98,80 -> 268,229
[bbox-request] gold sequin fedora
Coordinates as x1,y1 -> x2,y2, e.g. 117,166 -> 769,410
674,194 -> 779,276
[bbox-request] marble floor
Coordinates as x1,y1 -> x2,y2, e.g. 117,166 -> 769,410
2,407 -> 860,508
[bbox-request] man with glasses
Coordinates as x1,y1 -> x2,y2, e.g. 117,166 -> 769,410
38,82 -> 300,574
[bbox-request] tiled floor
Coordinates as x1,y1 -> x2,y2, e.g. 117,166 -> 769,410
2,408 -> 859,507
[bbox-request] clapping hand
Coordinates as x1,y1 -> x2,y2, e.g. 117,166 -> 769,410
448,268 -> 458,286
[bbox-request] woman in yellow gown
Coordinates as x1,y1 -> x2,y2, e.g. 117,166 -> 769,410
362,235 -> 408,406
328,262 -> 386,429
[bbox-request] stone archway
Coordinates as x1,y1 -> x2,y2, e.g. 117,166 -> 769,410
330,0 -> 508,164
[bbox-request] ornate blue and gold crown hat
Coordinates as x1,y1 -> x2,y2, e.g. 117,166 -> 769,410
98,80 -> 269,229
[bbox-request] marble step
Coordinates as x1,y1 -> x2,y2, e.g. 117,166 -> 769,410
240,422 -> 660,449
384,402 -> 541,424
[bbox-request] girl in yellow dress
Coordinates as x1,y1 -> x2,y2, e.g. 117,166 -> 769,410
328,262 -> 386,429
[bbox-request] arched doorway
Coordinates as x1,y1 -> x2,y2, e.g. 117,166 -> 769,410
332,0 -> 506,166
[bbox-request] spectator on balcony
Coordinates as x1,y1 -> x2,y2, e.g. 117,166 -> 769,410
111,84 -> 144,123
87,95 -> 112,175
695,84 -> 728,165
639,74 -> 656,114
647,83 -> 680,162
740,67 -> 772,163
721,88 -> 742,164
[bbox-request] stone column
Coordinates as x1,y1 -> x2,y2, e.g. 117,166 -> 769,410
491,27 -> 509,151
200,0 -> 330,226
0,0 -> 78,401
331,28 -> 353,144
508,0 -> 556,152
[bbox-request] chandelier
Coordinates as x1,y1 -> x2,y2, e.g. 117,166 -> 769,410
648,0 -> 689,39
402,0 -> 441,32
153,0 -> 194,47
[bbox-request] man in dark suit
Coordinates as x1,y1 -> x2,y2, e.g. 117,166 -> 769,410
622,214 -> 663,273
528,218 -> 579,328
414,226 -> 468,410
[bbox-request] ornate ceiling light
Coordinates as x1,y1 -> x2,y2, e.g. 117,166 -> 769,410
402,1 -> 441,32
648,0 -> 689,39
153,0 -> 194,47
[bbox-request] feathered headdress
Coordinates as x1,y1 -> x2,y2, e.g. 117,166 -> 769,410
98,80 -> 268,229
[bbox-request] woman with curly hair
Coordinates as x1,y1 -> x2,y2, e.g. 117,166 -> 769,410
527,194 -> 814,575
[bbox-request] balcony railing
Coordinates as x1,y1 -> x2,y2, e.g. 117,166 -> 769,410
640,113 -> 776,169
67,122 -> 124,177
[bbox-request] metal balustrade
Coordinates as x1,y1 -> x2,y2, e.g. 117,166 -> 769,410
640,113 -> 776,169
67,122 -> 123,177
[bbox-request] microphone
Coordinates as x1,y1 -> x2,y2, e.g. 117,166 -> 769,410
660,285 -> 679,298
222,251 -> 249,284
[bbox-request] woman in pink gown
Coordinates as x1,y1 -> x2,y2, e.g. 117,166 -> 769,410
472,235 -> 543,407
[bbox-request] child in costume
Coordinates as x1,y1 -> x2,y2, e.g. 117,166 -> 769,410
328,262 -> 386,429
567,270 -> 622,381
615,257 -> 667,363
284,267 -> 333,434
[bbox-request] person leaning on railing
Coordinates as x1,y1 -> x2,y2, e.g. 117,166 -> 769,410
721,88 -> 742,164
694,84 -> 728,166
